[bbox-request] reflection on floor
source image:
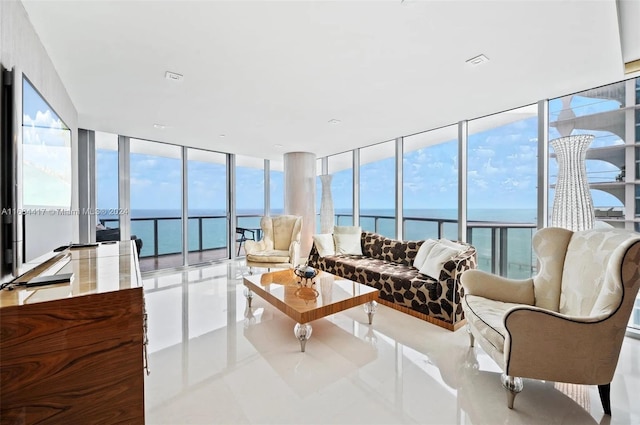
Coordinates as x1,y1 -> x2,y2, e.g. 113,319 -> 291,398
143,261 -> 640,425
139,247 -> 233,272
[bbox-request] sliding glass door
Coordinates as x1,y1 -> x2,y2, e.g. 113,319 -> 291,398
130,139 -> 183,271
187,149 -> 228,264
403,125 -> 459,241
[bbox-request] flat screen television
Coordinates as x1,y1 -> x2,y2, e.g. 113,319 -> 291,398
21,75 -> 74,263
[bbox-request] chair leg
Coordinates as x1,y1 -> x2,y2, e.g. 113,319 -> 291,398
501,374 -> 523,409
598,383 -> 611,415
467,325 -> 475,347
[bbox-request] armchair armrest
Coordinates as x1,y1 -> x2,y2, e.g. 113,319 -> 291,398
504,306 -> 623,384
461,269 -> 534,305
289,240 -> 301,267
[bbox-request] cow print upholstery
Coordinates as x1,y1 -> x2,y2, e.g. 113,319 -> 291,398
308,231 -> 477,327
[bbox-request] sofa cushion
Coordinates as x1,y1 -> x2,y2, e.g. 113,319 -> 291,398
246,250 -> 290,263
463,294 -> 522,353
362,231 -> 422,266
334,225 -> 362,235
312,234 -> 335,257
334,233 -> 363,255
413,238 -> 437,269
419,244 -> 464,279
272,216 -> 298,251
438,239 -> 468,253
559,229 -> 630,316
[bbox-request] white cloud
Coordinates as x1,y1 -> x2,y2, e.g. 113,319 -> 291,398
135,159 -> 157,168
474,179 -> 489,190
473,146 -> 495,158
130,177 -> 152,187
483,158 -> 500,175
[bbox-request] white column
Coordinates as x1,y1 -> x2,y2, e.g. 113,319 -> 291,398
284,152 -> 316,258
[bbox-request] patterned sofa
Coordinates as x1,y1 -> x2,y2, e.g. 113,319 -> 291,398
307,231 -> 477,330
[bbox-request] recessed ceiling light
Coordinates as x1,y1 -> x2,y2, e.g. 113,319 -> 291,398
165,71 -> 184,82
153,123 -> 167,129
328,119 -> 341,125
274,144 -> 283,148
466,54 -> 489,66
219,134 -> 226,138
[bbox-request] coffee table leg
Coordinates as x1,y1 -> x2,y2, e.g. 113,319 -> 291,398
294,323 -> 313,352
364,300 -> 377,325
243,286 -> 253,308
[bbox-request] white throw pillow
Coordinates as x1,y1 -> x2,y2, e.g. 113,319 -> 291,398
334,233 -> 363,255
313,234 -> 335,257
418,243 -> 462,279
334,225 -> 361,235
438,239 -> 467,253
413,239 -> 438,269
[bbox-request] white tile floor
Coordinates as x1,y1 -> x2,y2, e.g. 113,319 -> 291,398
143,261 -> 640,425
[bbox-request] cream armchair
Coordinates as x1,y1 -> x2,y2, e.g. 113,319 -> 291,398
244,215 -> 302,270
461,227 -> 640,415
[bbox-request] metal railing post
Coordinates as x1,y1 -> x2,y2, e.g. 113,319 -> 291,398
500,227 -> 508,276
153,219 -> 159,257
492,227 -> 499,274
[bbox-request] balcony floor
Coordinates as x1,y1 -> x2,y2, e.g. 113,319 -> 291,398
139,244 -> 247,272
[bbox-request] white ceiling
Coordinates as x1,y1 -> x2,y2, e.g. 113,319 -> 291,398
21,0 -> 634,161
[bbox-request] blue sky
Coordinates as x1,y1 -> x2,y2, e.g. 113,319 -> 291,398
96,94 -> 627,219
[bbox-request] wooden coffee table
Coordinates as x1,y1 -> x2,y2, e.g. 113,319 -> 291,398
243,268 -> 379,352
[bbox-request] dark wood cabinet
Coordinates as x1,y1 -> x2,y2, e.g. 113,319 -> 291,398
1,242 -> 145,424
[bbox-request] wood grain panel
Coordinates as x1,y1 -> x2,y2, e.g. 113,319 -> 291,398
1,288 -> 144,424
1,242 -> 144,425
244,270 -> 379,324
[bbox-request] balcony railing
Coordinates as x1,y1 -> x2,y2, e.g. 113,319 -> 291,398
337,213 -> 537,279
101,214 -> 263,258
103,213 -> 536,278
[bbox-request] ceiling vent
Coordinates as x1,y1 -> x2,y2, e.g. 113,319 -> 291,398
165,71 -> 184,82
466,54 -> 489,66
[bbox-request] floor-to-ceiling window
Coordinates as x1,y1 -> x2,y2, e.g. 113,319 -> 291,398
235,155 -> 265,250
328,152 -> 354,226
403,125 -> 458,241
270,159 -> 284,216
95,131 -> 119,229
467,105 -> 538,278
549,81 -> 628,225
187,149 -> 228,264
360,141 -> 396,237
130,139 -> 183,271
548,77 -> 640,331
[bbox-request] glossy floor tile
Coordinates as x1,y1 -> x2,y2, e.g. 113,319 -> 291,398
143,262 -> 640,424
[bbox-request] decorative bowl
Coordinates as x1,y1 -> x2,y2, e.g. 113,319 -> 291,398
294,265 -> 318,279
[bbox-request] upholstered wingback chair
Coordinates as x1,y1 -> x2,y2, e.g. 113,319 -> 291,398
461,227 -> 640,415
244,215 -> 302,270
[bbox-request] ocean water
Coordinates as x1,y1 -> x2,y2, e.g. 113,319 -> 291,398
101,208 -> 537,278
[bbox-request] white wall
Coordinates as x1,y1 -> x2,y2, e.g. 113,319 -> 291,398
1,0 -> 78,272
